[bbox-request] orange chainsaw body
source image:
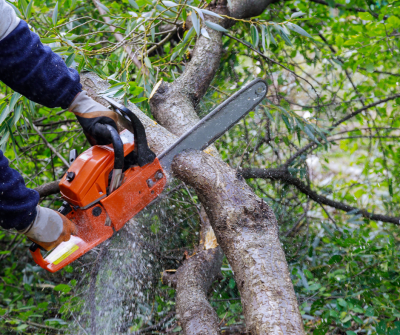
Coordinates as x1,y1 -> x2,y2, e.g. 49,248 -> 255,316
30,129 -> 166,273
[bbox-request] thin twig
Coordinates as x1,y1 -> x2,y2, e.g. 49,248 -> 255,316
223,33 -> 320,100
25,117 -> 70,168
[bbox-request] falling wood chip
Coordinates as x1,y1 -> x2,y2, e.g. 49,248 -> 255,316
149,79 -> 163,100
204,228 -> 218,250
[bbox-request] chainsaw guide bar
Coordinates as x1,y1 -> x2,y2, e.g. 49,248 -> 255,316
29,78 -> 268,272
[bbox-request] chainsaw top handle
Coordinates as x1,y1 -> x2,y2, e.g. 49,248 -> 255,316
103,97 -> 156,167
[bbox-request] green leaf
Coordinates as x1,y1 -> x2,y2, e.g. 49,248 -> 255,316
9,92 -> 21,111
97,2 -> 109,12
201,9 -> 222,19
16,324 -> 28,331
65,53 -> 75,67
337,298 -> 347,308
190,6 -> 204,21
328,255 -> 342,264
19,0 -> 27,15
131,97 -> 147,103
170,51 -> 179,61
25,0 -> 34,19
182,7 -> 187,21
52,2 -> 59,26
54,284 -> 71,293
287,23 -> 312,38
359,12 -> 374,21
303,269 -> 313,279
204,21 -> 228,33
40,37 -> 57,44
352,315 -> 363,325
366,63 -> 374,73
144,57 -> 153,69
229,278 -> 236,289
250,25 -> 259,48
261,25 -> 267,52
291,11 -> 305,18
201,28 -> 210,39
183,26 -> 194,43
365,307 -> 375,316
191,11 -> 200,36
281,114 -> 291,131
11,104 -> 22,126
128,0 -> 139,9
304,124 -> 318,142
162,1 -> 179,7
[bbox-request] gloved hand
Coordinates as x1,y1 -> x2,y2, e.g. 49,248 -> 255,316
69,91 -> 119,146
18,206 -> 77,251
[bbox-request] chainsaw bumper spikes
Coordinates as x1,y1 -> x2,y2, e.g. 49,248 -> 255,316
30,78 -> 268,272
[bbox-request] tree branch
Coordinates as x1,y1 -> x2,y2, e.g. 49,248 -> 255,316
92,0 -> 142,68
224,33 -> 319,99
241,167 -> 400,225
173,150 -> 305,334
309,0 -> 379,18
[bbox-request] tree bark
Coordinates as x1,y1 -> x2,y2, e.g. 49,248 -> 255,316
173,150 -> 305,335
163,246 -> 224,335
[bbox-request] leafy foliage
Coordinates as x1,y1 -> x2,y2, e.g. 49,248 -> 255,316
1,0 -> 400,333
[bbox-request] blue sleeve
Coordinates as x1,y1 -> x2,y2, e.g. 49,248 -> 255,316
0,150 -> 39,230
0,20 -> 82,109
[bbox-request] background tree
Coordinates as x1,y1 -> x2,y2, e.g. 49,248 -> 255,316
0,0 -> 399,334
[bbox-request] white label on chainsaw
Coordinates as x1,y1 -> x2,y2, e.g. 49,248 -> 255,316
120,130 -> 134,145
45,235 -> 83,264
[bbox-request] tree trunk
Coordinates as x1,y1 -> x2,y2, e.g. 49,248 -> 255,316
173,150 -> 305,334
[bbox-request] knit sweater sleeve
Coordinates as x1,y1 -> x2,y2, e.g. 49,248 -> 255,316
0,150 -> 39,230
0,19 -> 82,109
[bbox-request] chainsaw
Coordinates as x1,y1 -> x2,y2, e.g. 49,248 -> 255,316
29,78 -> 268,272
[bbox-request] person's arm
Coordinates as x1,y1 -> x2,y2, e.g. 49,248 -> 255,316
0,0 -> 81,108
0,0 -> 120,144
0,1 -> 126,250
0,150 -> 76,250
0,150 -> 39,231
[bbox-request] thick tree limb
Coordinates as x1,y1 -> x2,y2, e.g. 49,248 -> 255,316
172,247 -> 224,335
241,167 -> 400,225
35,180 -> 60,198
227,0 -> 278,19
173,150 -> 305,334
150,1 -> 304,333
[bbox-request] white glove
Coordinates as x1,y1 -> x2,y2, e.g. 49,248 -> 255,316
18,206 -> 76,251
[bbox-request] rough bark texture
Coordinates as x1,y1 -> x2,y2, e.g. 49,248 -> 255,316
173,150 -> 305,335
176,247 -> 224,335
163,247 -> 224,335
227,0 -> 278,19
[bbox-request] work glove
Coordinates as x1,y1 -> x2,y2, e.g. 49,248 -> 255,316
69,91 -> 119,146
18,206 -> 77,251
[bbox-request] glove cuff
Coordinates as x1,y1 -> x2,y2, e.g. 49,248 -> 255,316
18,206 -> 63,243
68,91 -> 110,115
